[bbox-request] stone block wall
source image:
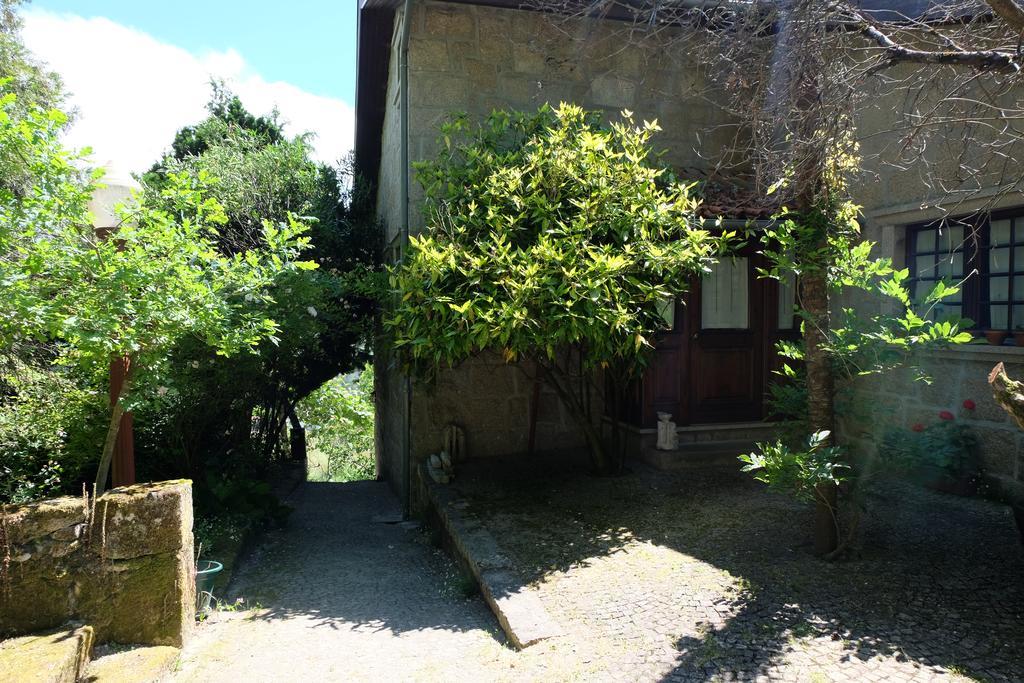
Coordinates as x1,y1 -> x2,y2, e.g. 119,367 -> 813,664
372,0 -> 1024,495
0,480 -> 195,647
841,349 -> 1024,504
410,352 -> 598,462
383,0 -> 729,247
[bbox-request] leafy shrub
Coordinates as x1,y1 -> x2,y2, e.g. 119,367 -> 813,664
739,431 -> 850,504
880,420 -> 979,480
297,365 -> 375,482
0,360 -> 106,503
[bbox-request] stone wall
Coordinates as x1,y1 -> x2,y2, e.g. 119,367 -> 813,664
402,0 -> 726,241
841,349 -> 1024,504
0,480 -> 195,647
374,0 -> 1024,491
410,352 -> 598,462
376,0 -> 714,482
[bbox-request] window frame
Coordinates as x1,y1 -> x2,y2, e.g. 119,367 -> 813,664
905,208 -> 1024,333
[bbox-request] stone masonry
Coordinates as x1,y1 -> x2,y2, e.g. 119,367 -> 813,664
372,0 -> 1024,498
0,480 -> 195,647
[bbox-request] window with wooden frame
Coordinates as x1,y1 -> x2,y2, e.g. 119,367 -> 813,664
906,209 -> 1024,332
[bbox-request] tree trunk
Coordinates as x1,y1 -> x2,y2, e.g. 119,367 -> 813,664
287,407 -> 307,463
535,359 -> 612,475
95,377 -> 130,495
989,362 -> 1024,429
802,267 -> 839,555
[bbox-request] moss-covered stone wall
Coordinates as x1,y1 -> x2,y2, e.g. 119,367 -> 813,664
0,480 -> 195,647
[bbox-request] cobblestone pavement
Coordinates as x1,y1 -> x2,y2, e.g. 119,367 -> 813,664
173,481 -> 604,682
173,466 -> 1024,682
455,456 -> 1024,682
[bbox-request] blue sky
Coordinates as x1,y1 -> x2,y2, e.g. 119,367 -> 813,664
31,1 -> 359,102
21,1 -> 359,172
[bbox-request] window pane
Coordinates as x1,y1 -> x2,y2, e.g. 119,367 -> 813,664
942,304 -> 962,320
991,276 -> 1010,302
1015,246 -> 1024,271
915,229 -> 936,253
914,279 -> 936,300
778,274 -> 796,330
991,247 -> 1011,273
938,253 -> 964,278
992,219 -> 1012,247
701,258 -> 748,329
1015,305 -> 1024,330
1015,277 -> 1024,302
991,305 -> 1009,329
915,255 -> 934,278
941,225 -> 964,252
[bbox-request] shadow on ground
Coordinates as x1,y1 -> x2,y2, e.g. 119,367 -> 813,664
451,451 -> 1024,681
219,480 -> 501,642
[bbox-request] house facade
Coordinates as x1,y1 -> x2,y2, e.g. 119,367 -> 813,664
356,0 -> 1024,515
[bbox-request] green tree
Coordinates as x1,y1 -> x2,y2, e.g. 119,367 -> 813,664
387,103 -> 729,474
132,86 -> 380,490
0,83 -> 318,492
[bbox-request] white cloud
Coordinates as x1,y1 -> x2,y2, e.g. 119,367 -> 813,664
20,10 -> 354,174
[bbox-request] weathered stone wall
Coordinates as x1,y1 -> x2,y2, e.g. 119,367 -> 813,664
410,352 -> 597,462
0,480 -> 195,647
378,0 -> 712,474
404,0 -> 725,238
840,349 -> 1024,504
375,1 -> 1024,485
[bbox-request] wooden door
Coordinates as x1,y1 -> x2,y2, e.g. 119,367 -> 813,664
687,245 -> 766,423
632,244 -> 798,427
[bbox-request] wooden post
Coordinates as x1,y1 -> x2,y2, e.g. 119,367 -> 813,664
90,163 -> 141,490
110,356 -> 135,488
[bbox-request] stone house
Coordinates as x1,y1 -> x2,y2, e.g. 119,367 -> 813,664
355,0 -> 1024,515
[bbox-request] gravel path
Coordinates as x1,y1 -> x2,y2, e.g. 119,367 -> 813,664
172,481 -> 516,682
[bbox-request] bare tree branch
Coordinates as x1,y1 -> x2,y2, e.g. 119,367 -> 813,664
986,0 -> 1024,33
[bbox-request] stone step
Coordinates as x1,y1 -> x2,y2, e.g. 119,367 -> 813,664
85,644 -> 180,682
674,422 -> 781,445
636,440 -> 760,470
0,625 -> 94,683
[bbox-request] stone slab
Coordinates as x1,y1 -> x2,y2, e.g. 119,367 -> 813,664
420,466 -> 562,649
86,645 -> 179,682
0,625 -> 94,683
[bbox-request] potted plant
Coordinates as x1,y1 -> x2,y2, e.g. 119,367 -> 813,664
985,329 -> 1009,345
1014,325 -> 1024,346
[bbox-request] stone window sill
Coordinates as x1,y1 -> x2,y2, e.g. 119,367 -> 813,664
921,341 -> 1024,361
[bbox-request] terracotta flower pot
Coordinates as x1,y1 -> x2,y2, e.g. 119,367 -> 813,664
985,330 -> 1008,346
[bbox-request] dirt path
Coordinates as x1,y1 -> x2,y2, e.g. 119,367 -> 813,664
172,481 -> 516,682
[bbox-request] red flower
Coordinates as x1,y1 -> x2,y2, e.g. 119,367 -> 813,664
939,410 -> 955,421
963,399 -> 976,411
911,423 -> 925,432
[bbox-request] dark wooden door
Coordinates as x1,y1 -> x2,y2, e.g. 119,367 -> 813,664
686,245 -> 766,423
633,244 -> 799,427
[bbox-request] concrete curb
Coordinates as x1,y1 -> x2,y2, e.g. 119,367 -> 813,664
420,467 -> 562,649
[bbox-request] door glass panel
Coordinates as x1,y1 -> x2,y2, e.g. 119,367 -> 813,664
702,258 -> 749,329
778,274 -> 796,330
657,298 -> 675,330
